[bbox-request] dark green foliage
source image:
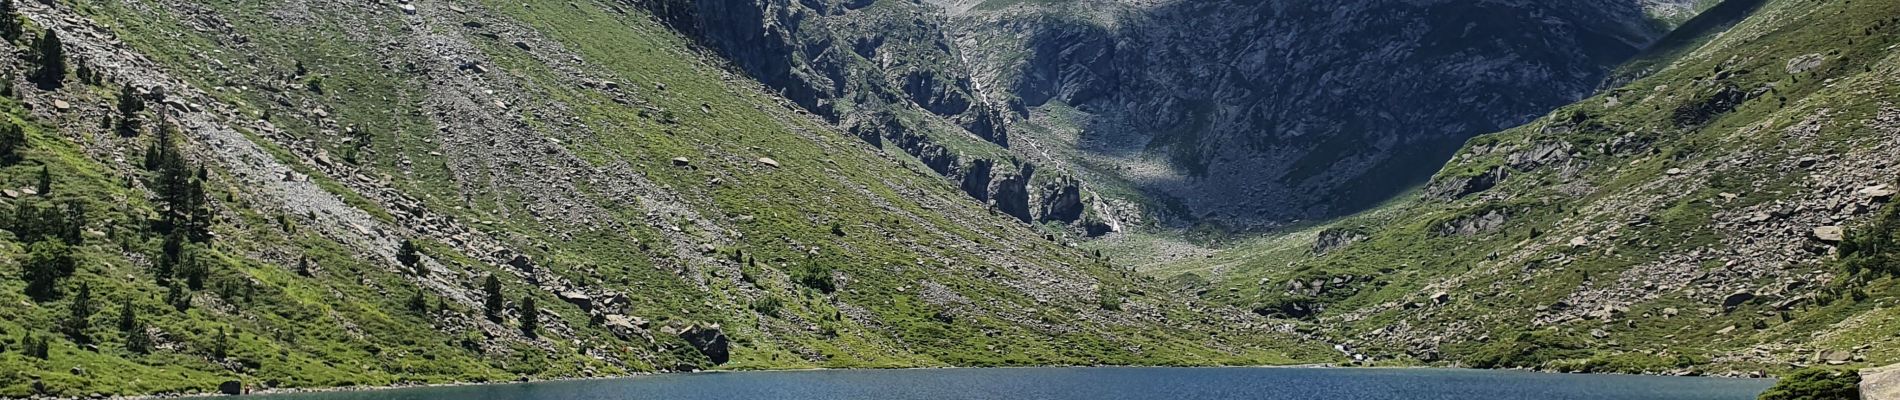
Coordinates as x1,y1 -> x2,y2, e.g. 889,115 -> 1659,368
1842,200 -> 1898,278
34,164 -> 48,195
163,282 -> 189,312
793,262 -> 836,294
519,296 -> 538,338
21,333 -> 48,359
1758,368 -> 1862,400
8,199 -> 84,245
29,29 -> 65,90
482,275 -> 503,322
293,257 -> 312,277
175,246 -> 209,290
61,282 -> 92,344
0,0 -> 20,43
0,121 -> 21,165
396,239 -> 421,269
144,125 -> 211,242
115,84 -> 144,136
406,290 -> 429,314
208,328 -> 227,359
119,300 -> 151,354
22,240 -> 75,300
750,296 -> 782,317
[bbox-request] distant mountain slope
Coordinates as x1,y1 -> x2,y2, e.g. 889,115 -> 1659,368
948,0 -> 1683,227
1156,0 -> 1900,374
0,0 -> 1326,396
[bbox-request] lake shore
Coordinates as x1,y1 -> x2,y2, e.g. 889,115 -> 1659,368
96,362 -> 1787,400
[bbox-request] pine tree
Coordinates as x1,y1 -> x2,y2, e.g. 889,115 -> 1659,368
22,240 -> 73,301
164,282 -> 190,312
209,327 -> 227,359
117,300 -> 137,332
0,0 -> 19,43
22,333 -> 48,359
29,29 -> 65,90
115,84 -> 145,136
57,201 -> 83,246
177,247 -> 208,290
157,230 -> 184,281
119,299 -> 151,354
395,239 -> 421,269
0,121 -> 22,165
61,282 -> 92,344
34,164 -> 48,195
519,295 -> 538,338
482,275 -> 504,322
406,290 -> 429,314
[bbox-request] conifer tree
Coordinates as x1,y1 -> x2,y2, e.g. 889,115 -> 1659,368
396,239 -> 421,269
34,164 -> 48,195
22,240 -> 73,301
519,296 -> 538,338
406,290 -> 429,314
208,327 -> 227,359
116,84 -> 145,136
0,121 -> 22,165
482,275 -> 503,322
0,0 -> 19,43
164,282 -> 190,312
29,29 -> 64,90
61,282 -> 92,344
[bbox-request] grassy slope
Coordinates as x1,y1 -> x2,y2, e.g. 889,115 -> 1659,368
1157,0 -> 1900,374
0,0 -> 1326,396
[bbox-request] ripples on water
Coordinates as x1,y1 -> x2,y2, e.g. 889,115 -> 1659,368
242,367 -> 1774,400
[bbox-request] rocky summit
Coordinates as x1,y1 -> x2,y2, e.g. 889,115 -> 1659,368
0,0 -> 1896,398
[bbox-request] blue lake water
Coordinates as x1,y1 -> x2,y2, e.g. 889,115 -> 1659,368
240,367 -> 1774,400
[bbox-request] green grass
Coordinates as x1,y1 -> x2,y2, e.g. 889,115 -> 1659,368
1140,0 -> 1900,375
0,0 -> 1333,396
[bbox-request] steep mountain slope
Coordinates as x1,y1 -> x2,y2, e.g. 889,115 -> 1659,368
0,0 -> 1329,396
614,0 -> 1705,235
631,0 -> 1122,236
1153,0 -> 1900,375
950,0 -> 1684,227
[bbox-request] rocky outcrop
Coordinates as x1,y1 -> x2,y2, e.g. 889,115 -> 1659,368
677,324 -> 730,366
954,0 -> 1674,226
1865,363 -> 1900,400
1038,177 -> 1085,223
1434,208 -> 1510,237
626,0 -> 1136,233
1312,227 -> 1369,255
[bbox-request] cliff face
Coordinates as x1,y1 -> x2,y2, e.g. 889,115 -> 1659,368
630,0 -> 1115,232
631,0 -> 1687,231
952,0 -> 1677,227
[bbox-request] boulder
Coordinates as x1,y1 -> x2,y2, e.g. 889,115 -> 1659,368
1430,292 -> 1451,305
1813,226 -> 1846,243
218,380 -> 243,395
603,315 -> 648,339
1862,185 -> 1896,201
507,254 -> 536,273
756,157 -> 780,168
1863,362 -> 1900,400
678,325 -> 730,365
1722,291 -> 1755,311
671,157 -> 691,167
558,291 -> 593,311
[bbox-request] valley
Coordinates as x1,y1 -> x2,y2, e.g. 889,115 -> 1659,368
0,0 -> 1893,398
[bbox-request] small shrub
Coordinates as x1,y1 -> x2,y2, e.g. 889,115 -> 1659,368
1758,368 -> 1861,400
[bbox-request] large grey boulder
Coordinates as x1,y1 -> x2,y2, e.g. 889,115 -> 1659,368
1865,363 -> 1900,400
